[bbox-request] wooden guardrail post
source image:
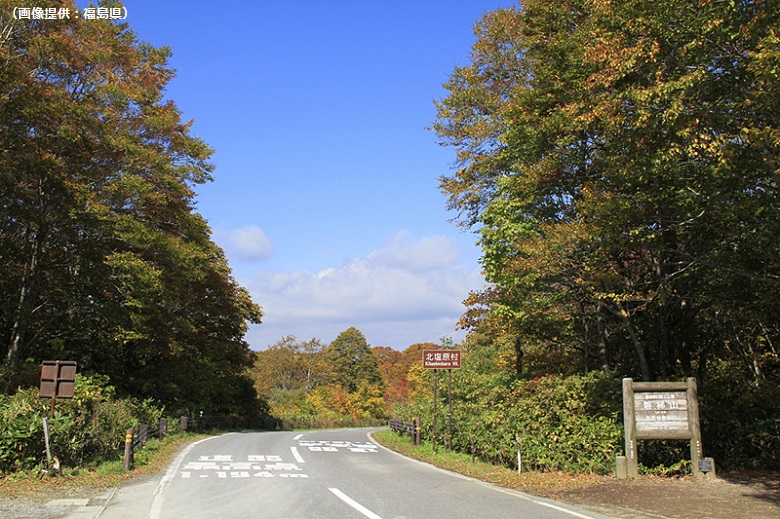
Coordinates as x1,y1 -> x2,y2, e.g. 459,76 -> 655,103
123,428 -> 134,471
389,417 -> 421,445
159,417 -> 168,440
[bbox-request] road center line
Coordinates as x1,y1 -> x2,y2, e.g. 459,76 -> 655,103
290,446 -> 305,463
328,488 -> 383,519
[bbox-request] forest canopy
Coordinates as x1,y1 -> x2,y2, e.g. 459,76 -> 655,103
433,0 -> 780,384
0,0 -> 262,414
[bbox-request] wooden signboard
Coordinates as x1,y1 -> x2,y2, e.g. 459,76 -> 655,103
633,390 -> 690,439
621,378 -> 713,479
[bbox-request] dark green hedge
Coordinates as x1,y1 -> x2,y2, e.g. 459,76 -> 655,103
395,366 -> 779,474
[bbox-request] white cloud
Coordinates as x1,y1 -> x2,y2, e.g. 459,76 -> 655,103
217,225 -> 275,261
241,231 -> 485,349
367,230 -> 460,271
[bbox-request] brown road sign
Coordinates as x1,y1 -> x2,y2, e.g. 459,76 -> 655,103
422,350 -> 462,369
40,360 -> 77,399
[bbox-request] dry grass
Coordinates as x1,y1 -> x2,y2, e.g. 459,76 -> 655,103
0,433 -> 209,499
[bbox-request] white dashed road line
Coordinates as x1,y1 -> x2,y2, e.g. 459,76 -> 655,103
328,488 -> 383,519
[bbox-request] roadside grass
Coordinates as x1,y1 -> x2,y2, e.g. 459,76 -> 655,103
0,432 -> 210,499
371,429 -> 602,498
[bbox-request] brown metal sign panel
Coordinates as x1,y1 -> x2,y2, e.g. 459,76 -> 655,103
57,381 -> 76,399
41,363 -> 59,380
422,350 -> 462,369
59,362 -> 77,381
39,360 -> 77,399
40,380 -> 57,398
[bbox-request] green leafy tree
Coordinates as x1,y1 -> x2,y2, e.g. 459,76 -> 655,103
0,0 -> 262,413
250,336 -> 331,400
434,0 -> 780,383
327,327 -> 383,393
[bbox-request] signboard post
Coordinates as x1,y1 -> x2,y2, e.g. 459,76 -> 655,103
622,377 -> 714,479
39,361 -> 77,471
423,350 -> 462,452
432,368 -> 438,452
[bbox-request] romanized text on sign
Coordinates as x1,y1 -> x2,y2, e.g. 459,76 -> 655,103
422,350 -> 462,369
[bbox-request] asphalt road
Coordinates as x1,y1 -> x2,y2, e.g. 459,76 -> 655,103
98,428 -> 615,519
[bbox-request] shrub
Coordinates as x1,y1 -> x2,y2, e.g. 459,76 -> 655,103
394,371 -> 623,474
0,374 -> 163,473
698,359 -> 780,470
395,362 -> 780,474
0,388 -> 44,472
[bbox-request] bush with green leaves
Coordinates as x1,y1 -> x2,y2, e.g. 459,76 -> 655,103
395,371 -> 623,474
0,374 -> 163,473
698,360 -> 780,470
0,388 -> 43,472
394,355 -> 780,474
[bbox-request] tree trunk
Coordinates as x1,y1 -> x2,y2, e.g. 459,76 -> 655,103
514,336 -> 524,377
6,227 -> 43,370
596,300 -> 611,374
0,23 -> 13,51
6,175 -> 49,370
620,309 -> 651,381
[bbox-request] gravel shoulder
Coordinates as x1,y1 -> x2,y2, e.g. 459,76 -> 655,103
549,471 -> 780,519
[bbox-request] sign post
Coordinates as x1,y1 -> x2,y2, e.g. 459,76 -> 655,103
423,350 -> 462,452
447,369 -> 453,450
621,377 -> 714,479
39,360 -> 77,473
432,369 -> 438,452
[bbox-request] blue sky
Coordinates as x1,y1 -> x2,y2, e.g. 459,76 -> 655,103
110,1 -> 514,350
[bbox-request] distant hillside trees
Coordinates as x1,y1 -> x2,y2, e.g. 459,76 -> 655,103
250,330 -> 426,426
0,1 -> 262,414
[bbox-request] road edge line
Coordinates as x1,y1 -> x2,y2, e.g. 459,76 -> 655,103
291,446 -> 305,463
367,430 -> 606,519
146,435 -> 221,519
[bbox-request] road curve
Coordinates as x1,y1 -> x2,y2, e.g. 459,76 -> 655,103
98,427 -> 615,519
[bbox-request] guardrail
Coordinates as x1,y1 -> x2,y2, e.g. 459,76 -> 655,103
122,415 -> 286,471
124,416 -> 185,471
389,417 -> 421,445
